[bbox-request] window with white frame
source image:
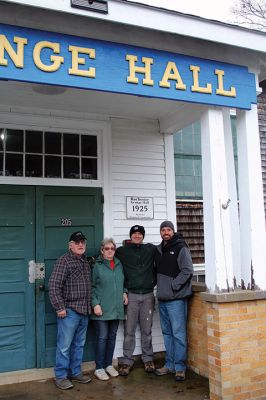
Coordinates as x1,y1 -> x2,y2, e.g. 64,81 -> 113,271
0,128 -> 98,180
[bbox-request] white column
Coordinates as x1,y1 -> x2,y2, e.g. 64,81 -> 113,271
236,105 -> 266,290
223,108 -> 241,287
201,108 -> 234,292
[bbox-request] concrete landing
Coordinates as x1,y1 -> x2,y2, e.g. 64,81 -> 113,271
0,367 -> 209,400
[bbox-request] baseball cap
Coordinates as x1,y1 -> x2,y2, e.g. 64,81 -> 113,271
69,231 -> 87,242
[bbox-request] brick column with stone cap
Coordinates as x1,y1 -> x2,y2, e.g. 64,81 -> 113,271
201,291 -> 266,400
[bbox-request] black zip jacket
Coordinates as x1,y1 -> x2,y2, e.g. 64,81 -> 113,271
155,233 -> 193,301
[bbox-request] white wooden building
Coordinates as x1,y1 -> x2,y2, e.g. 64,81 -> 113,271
0,1 -> 266,397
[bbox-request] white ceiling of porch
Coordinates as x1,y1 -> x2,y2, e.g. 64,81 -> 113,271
0,80 -> 187,122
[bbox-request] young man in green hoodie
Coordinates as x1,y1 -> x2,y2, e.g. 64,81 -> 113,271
116,225 -> 156,376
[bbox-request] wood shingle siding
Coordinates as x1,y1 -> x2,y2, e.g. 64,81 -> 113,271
176,201 -> 204,264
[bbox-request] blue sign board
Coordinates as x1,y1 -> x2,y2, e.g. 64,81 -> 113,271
0,23 -> 257,109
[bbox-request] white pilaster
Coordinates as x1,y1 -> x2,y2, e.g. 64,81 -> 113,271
102,120 -> 113,237
236,106 -> 266,290
164,132 -> 177,229
223,108 -> 241,287
200,108 -> 234,292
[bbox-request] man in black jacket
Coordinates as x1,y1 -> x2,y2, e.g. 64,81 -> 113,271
154,221 -> 193,382
116,225 -> 156,376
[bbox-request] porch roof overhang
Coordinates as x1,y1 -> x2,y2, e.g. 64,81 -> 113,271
1,0 -> 266,54
0,79 -> 203,133
0,0 -> 265,132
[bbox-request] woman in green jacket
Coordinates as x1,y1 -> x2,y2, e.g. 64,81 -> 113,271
91,238 -> 128,381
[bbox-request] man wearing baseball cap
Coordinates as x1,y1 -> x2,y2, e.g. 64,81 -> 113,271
116,225 -> 156,376
154,221 -> 193,382
49,231 -> 92,390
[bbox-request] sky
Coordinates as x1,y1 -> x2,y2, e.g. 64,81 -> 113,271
130,0 -> 236,24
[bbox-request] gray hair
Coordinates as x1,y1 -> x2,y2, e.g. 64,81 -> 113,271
100,237 -> 116,250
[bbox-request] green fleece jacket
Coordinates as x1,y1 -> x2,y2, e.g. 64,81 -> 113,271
91,256 -> 126,320
116,242 -> 156,294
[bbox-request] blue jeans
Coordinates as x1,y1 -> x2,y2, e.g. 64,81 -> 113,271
54,308 -> 89,379
158,299 -> 188,372
93,320 -> 119,369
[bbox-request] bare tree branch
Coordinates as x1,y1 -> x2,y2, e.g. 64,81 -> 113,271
231,0 -> 266,31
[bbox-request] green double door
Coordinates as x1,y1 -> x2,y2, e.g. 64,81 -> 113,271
0,185 -> 103,372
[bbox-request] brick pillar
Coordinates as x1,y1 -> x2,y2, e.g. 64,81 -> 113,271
201,291 -> 266,400
187,285 -> 208,377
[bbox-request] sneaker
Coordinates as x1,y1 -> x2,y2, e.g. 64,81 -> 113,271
118,364 -> 133,376
55,378 -> 74,390
144,361 -> 155,373
94,368 -> 110,381
69,373 -> 92,383
154,366 -> 175,376
106,365 -> 119,377
175,370 -> 186,381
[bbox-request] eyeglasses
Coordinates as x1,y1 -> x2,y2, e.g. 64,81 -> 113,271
103,246 -> 115,251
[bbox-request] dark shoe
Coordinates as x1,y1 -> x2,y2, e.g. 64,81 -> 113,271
118,364 -> 133,376
55,378 -> 74,390
154,366 -> 175,376
175,371 -> 186,381
69,373 -> 92,383
144,361 -> 155,373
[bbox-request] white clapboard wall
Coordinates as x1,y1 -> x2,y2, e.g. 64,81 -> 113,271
110,117 -> 167,357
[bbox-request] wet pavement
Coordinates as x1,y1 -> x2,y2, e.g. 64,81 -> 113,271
0,367 -> 209,400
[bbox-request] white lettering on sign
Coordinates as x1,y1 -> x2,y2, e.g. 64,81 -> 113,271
126,197 -> 154,219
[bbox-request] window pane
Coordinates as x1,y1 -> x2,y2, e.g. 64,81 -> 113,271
45,132 -> 61,154
174,132 -> 182,153
182,129 -> 194,154
82,158 -> 97,179
174,157 -> 183,174
63,157 -> 79,179
0,153 -> 3,176
45,156 -> 61,178
26,130 -> 42,153
6,154 -> 23,176
0,129 -> 4,151
64,134 -> 79,155
82,136 -> 97,156
6,129 -> 23,152
25,155 -> 42,177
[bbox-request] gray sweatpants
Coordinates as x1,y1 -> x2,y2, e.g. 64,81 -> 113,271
120,292 -> 155,366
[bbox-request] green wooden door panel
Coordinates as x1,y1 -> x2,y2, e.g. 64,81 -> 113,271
0,185 -> 103,372
35,186 -> 103,368
0,185 -> 35,372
